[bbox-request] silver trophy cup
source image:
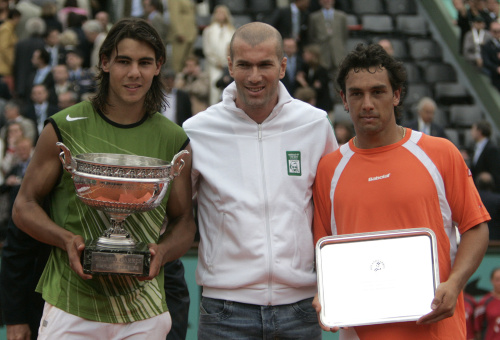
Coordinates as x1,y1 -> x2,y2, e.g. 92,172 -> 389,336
57,142 -> 189,276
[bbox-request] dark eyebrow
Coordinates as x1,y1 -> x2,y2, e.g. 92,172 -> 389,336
235,58 -> 276,65
115,55 -> 131,60
347,84 -> 388,92
115,55 -> 155,62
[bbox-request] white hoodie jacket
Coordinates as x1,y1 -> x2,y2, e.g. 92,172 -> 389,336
183,81 -> 338,306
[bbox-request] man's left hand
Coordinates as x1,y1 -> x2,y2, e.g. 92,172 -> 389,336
137,243 -> 165,281
416,281 -> 460,324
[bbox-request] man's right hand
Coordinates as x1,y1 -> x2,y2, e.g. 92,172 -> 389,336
65,234 -> 92,280
7,323 -> 31,340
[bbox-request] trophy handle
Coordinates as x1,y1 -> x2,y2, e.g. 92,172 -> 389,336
57,142 -> 76,172
144,182 -> 163,206
170,150 -> 189,178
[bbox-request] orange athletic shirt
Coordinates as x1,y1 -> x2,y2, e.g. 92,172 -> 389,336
313,129 -> 490,340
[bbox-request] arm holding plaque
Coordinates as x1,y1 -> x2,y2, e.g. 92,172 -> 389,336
139,144 -> 196,281
417,222 -> 489,325
12,123 -> 93,280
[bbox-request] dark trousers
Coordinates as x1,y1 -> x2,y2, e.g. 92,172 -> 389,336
0,220 -> 50,340
164,259 -> 190,340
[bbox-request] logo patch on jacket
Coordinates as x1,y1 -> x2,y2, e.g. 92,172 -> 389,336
287,151 -> 301,176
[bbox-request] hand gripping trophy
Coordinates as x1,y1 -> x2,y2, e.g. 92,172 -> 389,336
57,142 -> 189,276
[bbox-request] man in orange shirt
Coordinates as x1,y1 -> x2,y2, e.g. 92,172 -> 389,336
312,43 -> 490,339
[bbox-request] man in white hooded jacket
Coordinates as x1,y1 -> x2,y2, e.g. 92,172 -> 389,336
183,22 -> 338,339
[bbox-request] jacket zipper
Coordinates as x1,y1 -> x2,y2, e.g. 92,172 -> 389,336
258,123 -> 273,305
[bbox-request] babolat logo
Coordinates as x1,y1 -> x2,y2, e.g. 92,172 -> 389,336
368,173 -> 391,182
287,151 -> 301,176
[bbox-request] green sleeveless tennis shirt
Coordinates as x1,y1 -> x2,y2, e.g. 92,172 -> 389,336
37,101 -> 189,323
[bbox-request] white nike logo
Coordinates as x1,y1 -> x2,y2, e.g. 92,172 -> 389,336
66,115 -> 88,121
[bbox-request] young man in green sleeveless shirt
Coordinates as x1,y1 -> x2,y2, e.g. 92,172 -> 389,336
11,18 -> 196,339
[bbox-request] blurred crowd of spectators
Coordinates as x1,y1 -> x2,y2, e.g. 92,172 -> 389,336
0,0 -> 354,239
454,0 -> 500,93
3,0 -> 500,244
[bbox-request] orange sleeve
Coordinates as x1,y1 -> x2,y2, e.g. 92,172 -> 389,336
425,138 -> 490,234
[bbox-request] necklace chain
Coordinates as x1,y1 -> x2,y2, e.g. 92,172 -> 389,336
353,125 -> 406,148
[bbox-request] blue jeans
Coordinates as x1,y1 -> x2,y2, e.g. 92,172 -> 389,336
198,297 -> 321,340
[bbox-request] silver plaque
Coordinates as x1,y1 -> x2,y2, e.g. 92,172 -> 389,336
316,228 -> 440,328
91,252 -> 144,275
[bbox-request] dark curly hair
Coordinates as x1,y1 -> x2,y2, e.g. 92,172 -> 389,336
336,43 -> 407,118
90,17 -> 167,116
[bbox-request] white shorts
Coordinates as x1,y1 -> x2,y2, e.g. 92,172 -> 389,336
38,303 -> 171,340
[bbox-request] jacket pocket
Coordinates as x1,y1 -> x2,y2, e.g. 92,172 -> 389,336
291,208 -> 314,271
204,212 -> 226,268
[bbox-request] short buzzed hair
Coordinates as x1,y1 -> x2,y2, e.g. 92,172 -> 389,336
417,97 -> 436,112
229,22 -> 284,61
5,100 -> 21,113
82,19 -> 103,34
25,17 -> 46,36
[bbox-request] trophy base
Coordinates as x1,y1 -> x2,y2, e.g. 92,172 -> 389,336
82,239 -> 151,276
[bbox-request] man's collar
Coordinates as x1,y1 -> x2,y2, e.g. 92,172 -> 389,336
39,65 -> 51,72
476,137 -> 489,148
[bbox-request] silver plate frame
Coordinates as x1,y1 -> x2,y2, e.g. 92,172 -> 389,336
316,228 -> 440,328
